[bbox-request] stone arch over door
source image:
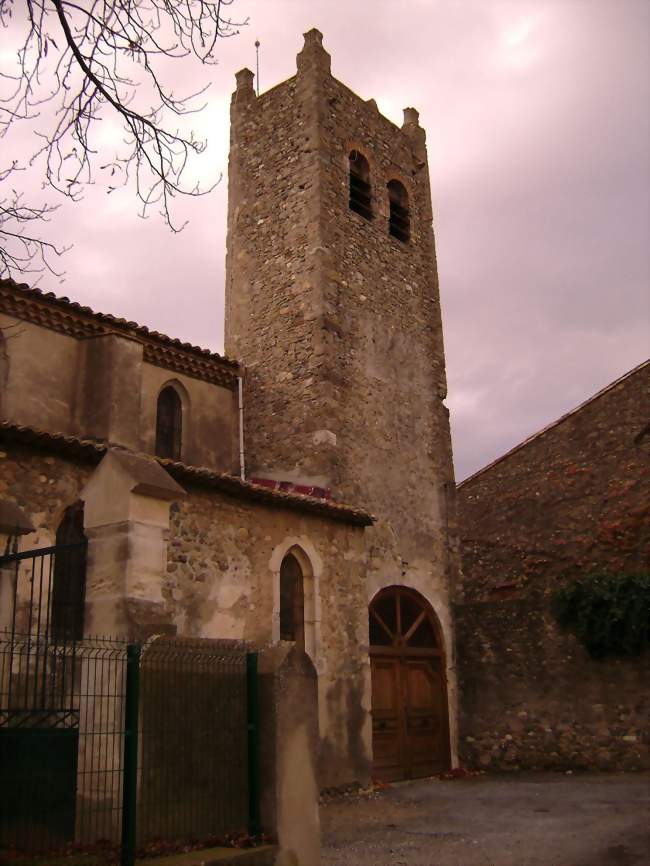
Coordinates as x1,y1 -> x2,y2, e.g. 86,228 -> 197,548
369,585 -> 451,781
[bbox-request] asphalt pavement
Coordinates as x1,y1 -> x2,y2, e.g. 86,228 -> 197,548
321,772 -> 650,866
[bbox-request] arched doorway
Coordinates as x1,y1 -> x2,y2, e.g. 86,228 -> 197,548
369,586 -> 451,781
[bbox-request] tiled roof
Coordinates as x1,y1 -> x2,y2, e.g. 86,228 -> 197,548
0,421 -> 374,527
0,278 -> 239,389
159,459 -> 373,525
458,359 -> 650,490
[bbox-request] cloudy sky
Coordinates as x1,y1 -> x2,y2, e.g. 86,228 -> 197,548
2,0 -> 648,481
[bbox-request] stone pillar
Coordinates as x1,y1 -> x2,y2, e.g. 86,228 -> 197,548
78,333 -> 144,451
258,644 -> 321,866
75,449 -> 186,842
80,449 -> 186,639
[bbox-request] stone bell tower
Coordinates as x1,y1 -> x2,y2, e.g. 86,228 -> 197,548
225,30 -> 459,691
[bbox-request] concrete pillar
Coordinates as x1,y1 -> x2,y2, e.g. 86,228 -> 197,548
80,449 -> 186,639
0,501 -> 35,747
0,500 -> 35,633
258,644 -> 321,866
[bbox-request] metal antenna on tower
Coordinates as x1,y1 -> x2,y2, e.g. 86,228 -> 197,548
255,40 -> 260,96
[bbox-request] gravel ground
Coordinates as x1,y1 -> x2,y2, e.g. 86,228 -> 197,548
320,772 -> 650,866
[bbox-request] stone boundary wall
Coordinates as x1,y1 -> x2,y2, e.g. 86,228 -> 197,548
455,598 -> 648,771
457,362 -> 649,604
455,361 -> 649,771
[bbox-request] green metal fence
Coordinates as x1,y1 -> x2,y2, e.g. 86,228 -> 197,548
0,631 -> 260,866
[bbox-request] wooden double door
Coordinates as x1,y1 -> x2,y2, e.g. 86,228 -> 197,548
369,586 -> 451,782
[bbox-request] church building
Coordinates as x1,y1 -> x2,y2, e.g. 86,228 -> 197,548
0,30 -> 459,790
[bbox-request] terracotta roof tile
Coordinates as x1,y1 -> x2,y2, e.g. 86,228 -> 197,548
0,277 -> 240,388
0,421 -> 374,527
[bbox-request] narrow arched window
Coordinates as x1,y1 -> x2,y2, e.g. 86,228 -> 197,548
349,150 -> 373,220
155,386 -> 182,460
51,501 -> 87,641
280,553 -> 305,648
0,329 -> 7,416
388,179 -> 410,242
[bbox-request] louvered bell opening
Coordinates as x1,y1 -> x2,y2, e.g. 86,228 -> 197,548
349,173 -> 373,220
389,201 -> 410,243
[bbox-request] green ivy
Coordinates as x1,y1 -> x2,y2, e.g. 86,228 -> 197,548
552,573 -> 650,659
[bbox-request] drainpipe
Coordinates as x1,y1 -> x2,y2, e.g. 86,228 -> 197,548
238,376 -> 246,480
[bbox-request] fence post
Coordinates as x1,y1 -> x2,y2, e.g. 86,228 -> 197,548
246,651 -> 261,838
121,643 -> 141,866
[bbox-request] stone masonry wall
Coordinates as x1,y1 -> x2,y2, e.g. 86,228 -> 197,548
0,443 -> 94,635
164,482 -> 371,790
225,31 -> 460,759
0,442 -> 93,550
225,66 -> 317,482
225,32 -> 454,532
455,361 -> 650,770
455,600 -> 648,770
0,439 -> 372,790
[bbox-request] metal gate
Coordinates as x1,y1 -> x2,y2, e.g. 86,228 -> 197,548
0,546 -> 260,866
0,542 -> 88,854
0,540 -> 88,640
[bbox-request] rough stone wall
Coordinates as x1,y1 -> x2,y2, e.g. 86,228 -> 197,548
225,65 -> 321,482
225,31 -> 459,761
455,600 -> 648,771
164,482 -> 371,789
0,442 -> 92,550
0,441 -> 372,790
455,361 -> 650,770
0,443 -> 93,633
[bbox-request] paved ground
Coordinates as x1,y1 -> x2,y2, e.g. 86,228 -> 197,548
321,773 -> 650,866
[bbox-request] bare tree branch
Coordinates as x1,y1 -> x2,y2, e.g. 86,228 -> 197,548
0,0 -> 246,277
0,162 -> 70,279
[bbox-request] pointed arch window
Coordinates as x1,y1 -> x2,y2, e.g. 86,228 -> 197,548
51,501 -> 87,641
349,150 -> 373,220
388,179 -> 410,242
155,386 -> 182,460
280,552 -> 305,648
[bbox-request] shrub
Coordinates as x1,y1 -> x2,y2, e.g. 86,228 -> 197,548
552,573 -> 650,659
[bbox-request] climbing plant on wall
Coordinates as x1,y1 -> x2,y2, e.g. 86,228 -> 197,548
552,573 -> 650,659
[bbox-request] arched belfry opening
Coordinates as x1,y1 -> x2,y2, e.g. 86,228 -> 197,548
349,150 -> 373,220
387,179 -> 410,242
155,384 -> 183,461
369,586 -> 450,781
